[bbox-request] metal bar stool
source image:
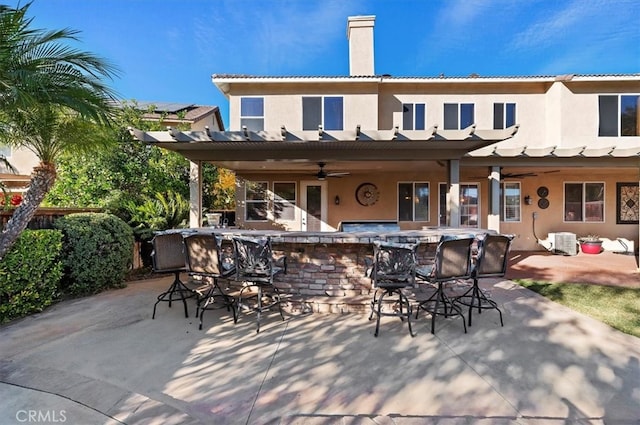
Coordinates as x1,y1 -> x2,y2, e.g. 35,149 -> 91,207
151,230 -> 194,319
415,235 -> 474,334
368,241 -> 418,337
455,233 -> 514,327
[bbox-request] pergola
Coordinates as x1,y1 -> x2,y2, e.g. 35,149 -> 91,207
130,124 -> 521,229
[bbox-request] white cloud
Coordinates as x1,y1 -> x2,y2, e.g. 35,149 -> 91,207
191,0 -> 365,74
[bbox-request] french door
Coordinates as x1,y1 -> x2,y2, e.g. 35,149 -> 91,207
300,181 -> 328,231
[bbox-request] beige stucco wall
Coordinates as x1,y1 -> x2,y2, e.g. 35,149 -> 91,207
223,76 -> 639,253
234,166 -> 639,252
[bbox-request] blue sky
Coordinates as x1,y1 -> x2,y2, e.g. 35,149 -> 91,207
23,0 -> 640,125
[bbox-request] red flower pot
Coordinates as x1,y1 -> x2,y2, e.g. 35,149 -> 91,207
580,241 -> 602,254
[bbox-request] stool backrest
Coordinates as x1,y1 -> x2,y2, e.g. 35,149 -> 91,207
432,235 -> 474,281
183,233 -> 224,276
475,234 -> 514,278
232,236 -> 273,282
372,241 -> 418,287
151,231 -> 187,273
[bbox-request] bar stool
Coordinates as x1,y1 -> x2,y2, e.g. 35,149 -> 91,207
232,236 -> 287,333
151,230 -> 194,319
368,241 -> 418,337
183,233 -> 237,330
415,235 -> 474,334
455,233 -> 514,327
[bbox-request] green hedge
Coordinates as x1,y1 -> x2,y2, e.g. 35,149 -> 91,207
0,230 -> 64,323
55,212 -> 134,296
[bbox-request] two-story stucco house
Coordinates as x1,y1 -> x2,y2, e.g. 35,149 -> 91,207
133,15 -> 639,254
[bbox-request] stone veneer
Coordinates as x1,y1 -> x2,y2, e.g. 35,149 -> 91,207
213,228 -> 486,314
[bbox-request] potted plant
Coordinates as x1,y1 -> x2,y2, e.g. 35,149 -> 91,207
578,235 -> 603,254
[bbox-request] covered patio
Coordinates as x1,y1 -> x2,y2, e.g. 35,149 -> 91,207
129,124 -> 520,232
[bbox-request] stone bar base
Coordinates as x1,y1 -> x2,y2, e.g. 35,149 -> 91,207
209,228 -> 487,311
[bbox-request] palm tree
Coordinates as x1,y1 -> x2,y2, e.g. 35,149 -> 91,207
0,2 -> 119,259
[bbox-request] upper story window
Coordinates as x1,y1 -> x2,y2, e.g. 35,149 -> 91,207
302,96 -> 343,131
245,181 -> 268,221
444,103 -> 474,130
402,103 -> 426,130
599,95 -> 639,136
500,182 -> 521,222
240,97 -> 264,131
273,182 -> 296,221
564,182 -> 604,222
494,103 -> 516,129
398,182 -> 429,221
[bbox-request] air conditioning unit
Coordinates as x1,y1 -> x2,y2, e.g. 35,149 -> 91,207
553,232 -> 577,256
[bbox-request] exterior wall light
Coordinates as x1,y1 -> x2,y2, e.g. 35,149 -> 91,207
524,195 -> 532,205
335,195 -> 340,205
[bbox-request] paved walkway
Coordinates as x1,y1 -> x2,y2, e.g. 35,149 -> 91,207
1,273 -> 639,424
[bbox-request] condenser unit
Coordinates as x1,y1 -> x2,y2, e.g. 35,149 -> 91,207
553,232 -> 577,256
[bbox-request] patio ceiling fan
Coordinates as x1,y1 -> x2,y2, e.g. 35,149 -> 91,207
471,170 -> 560,180
314,162 -> 350,180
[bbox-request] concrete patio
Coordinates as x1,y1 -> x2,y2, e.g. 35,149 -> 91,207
0,254 -> 639,424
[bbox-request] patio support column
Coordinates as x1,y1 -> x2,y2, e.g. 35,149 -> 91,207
189,160 -> 202,228
487,166 -> 501,232
447,159 -> 461,227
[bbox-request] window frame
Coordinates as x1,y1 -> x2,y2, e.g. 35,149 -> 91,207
302,96 -> 344,131
493,102 -> 517,129
397,181 -> 430,222
438,182 -> 480,227
272,181 -> 297,222
240,97 -> 264,131
444,103 -> 475,130
244,181 -> 269,222
402,103 -> 426,130
500,181 -> 521,222
564,182 -> 605,223
598,94 -> 640,137
460,183 -> 480,228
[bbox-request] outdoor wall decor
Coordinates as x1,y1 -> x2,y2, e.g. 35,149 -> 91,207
537,186 -> 549,209
616,182 -> 639,224
355,183 -> 380,206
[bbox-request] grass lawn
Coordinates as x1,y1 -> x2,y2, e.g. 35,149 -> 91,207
516,279 -> 640,338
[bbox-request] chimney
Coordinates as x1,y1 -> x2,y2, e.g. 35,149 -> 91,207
347,15 -> 375,76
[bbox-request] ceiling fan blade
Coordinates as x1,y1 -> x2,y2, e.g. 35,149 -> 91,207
326,171 -> 350,177
503,172 -> 538,178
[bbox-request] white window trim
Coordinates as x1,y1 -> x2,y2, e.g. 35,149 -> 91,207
563,181 -> 606,223
244,180 -> 269,222
444,102 -> 475,130
460,182 -> 480,229
271,181 -> 297,222
397,181 -> 430,222
494,102 -> 517,129
401,102 -> 426,130
501,181 -> 521,223
302,95 -> 344,130
240,97 -> 264,131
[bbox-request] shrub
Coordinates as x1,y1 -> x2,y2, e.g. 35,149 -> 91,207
54,213 -> 134,296
0,230 -> 64,323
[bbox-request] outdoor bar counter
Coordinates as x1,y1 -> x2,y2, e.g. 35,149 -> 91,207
203,227 -> 491,314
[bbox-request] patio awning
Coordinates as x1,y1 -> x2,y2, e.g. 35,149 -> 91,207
129,125 -> 520,164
